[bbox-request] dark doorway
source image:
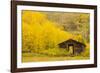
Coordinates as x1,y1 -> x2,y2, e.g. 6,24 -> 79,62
68,44 -> 74,55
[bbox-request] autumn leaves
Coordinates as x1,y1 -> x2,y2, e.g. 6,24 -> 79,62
22,11 -> 89,57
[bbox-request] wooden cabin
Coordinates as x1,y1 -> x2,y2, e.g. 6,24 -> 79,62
58,39 -> 86,55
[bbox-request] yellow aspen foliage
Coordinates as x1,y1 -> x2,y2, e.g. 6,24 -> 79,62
22,11 -> 47,25
22,11 -> 85,53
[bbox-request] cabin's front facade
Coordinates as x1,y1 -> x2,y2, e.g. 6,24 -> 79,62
58,39 -> 86,55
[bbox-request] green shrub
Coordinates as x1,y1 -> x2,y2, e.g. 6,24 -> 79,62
31,48 -> 70,56
81,48 -> 90,57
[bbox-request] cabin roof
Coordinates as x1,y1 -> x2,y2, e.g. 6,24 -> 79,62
58,39 -> 86,47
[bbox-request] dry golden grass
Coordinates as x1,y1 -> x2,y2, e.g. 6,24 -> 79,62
22,56 -> 89,62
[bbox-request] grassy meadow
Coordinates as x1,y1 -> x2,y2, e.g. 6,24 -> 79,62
22,10 -> 90,62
